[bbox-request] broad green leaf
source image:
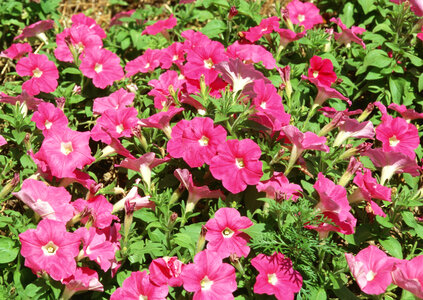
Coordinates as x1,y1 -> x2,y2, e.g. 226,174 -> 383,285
364,49 -> 392,69
380,237 -> 403,259
201,19 -> 227,38
0,236 -> 19,263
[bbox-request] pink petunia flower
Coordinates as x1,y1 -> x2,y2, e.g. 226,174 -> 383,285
14,19 -> 55,41
111,183 -> 154,213
167,117 -> 227,168
13,179 -> 74,223
139,107 -> 184,138
142,14 -> 177,35
275,28 -> 306,48
125,48 -> 162,77
16,53 -> 59,95
0,135 -> 6,146
149,257 -> 185,287
210,139 -> 263,194
180,250 -> 237,299
110,271 -> 168,300
205,207 -> 253,259
35,126 -> 95,178
31,102 -> 68,132
0,43 -> 32,60
80,48 -> 124,89
251,252 -> 303,300
148,70 -> 185,109
388,103 -> 423,121
61,267 -> 103,300
286,0 -> 323,30
330,18 -> 366,49
0,91 -> 43,111
307,56 -> 337,87
109,9 -> 136,27
226,41 -> 276,69
302,75 -> 351,106
158,42 -> 186,69
345,245 -> 398,295
332,118 -> 375,147
71,13 -> 106,39
243,16 -> 280,43
93,88 -> 135,115
19,219 -> 80,281
391,255 -> 423,298
73,195 -> 118,229
256,172 -> 303,201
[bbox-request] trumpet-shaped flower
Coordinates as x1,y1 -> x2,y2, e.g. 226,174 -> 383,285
391,255 -> 423,299
149,257 -> 185,287
286,0 -> 323,29
61,267 -> 103,300
226,41 -> 276,69
307,56 -> 337,87
93,88 -> 135,115
330,18 -> 366,49
388,103 -> 423,121
125,48 -> 162,76
0,43 -> 32,60
71,13 -> 106,39
31,102 -> 68,132
148,70 -> 185,109
243,16 -> 280,42
256,172 -> 302,201
142,14 -> 177,35
14,19 -> 55,41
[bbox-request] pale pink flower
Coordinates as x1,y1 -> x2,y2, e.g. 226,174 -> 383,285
19,219 -> 80,281
226,41 -> 276,69
243,16 -> 280,42
61,267 -> 103,300
388,103 -> 423,121
276,28 -> 305,48
391,255 -> 423,298
251,252 -> 303,300
31,102 -> 68,132
16,53 -> 59,95
286,0 -> 323,29
14,19 -> 54,41
125,48 -> 162,76
345,245 -> 399,295
149,257 -> 185,287
93,88 -> 135,115
256,172 -> 302,201
0,135 -> 6,146
330,18 -> 366,49
71,13 -> 106,39
142,14 -> 177,35
0,43 -> 32,60
180,250 -> 237,299
120,185 -> 155,212
210,139 -> 263,194
0,91 -> 43,110
333,118 -> 375,147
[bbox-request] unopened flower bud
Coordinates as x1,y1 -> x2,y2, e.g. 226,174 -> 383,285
228,6 -> 238,20
55,97 -> 66,110
196,225 -> 207,253
338,157 -> 363,186
0,173 -> 19,200
357,103 -> 374,122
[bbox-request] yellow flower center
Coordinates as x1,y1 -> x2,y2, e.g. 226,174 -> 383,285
199,136 -> 209,146
313,71 -> 319,78
200,276 -> 214,290
389,135 -> 400,147
94,63 -> 103,73
116,124 -> 124,134
297,14 -> 305,22
204,58 -> 214,69
235,158 -> 244,169
60,141 -> 73,155
222,227 -> 234,238
44,120 -> 52,129
366,270 -> 376,281
268,273 -> 278,285
41,241 -> 58,256
32,68 -> 43,78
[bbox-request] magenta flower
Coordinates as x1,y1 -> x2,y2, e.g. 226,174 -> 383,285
345,245 -> 398,295
275,28 -> 305,48
149,257 -> 185,287
125,48 -> 162,76
111,271 -> 168,300
307,56 -> 337,87
256,172 -> 303,201
333,118 -> 375,147
302,75 -> 351,106
391,255 -> 423,298
286,0 -> 323,29
0,90 -> 43,111
180,250 -> 237,299
139,107 -> 184,138
109,9 -> 136,27
16,53 -> 59,95
0,43 -> 32,60
80,48 -> 124,89
13,179 -> 74,223
330,18 -> 366,49
31,102 -> 68,132
388,103 -> 423,121
93,88 -> 135,115
251,252 -> 303,300
19,219 -> 80,281
226,41 -> 276,70
0,135 -> 6,146
61,267 -> 103,300
73,195 -> 118,229
14,19 -> 54,41
159,42 -> 186,69
210,139 -> 263,194
167,117 -> 227,168
148,70 -> 185,109
142,14 -> 177,35
35,126 -> 94,178
71,13 -> 106,39
243,16 -> 280,42
205,207 -> 253,258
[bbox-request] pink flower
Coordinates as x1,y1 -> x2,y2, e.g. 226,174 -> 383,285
139,107 -> 184,138
31,102 -> 68,132
93,88 -> 135,115
14,19 -> 54,41
110,9 -> 136,27
16,53 -> 59,95
330,18 -> 366,49
0,135 -> 6,146
205,207 -> 253,258
111,271 -> 168,300
333,118 -> 375,147
307,56 -> 337,87
286,0 -> 323,29
302,75 -> 351,106
275,28 -> 305,48
35,126 -> 95,178
256,172 -> 303,201
388,103 -> 423,121
61,267 -> 103,300
149,257 -> 185,287
243,16 -> 280,42
159,42 -> 186,69
0,43 -> 32,60
345,245 -> 398,295
125,48 -> 162,76
391,255 -> 423,298
375,116 -> 419,159
80,48 -> 124,89
0,91 -> 43,110
148,70 -> 185,109
226,41 -> 276,69
180,250 -> 237,299
71,13 -> 106,39
118,185 -> 155,213
73,195 -> 118,229
167,117 -> 227,168
142,14 -> 177,35
251,252 -> 303,300
210,139 -> 263,194
19,219 -> 80,281
13,179 -> 74,223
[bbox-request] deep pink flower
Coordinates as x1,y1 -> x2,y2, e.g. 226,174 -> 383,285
31,102 -> 68,132
307,56 -> 337,87
251,252 -> 303,300
19,219 -> 80,281
13,179 -> 74,223
148,70 -> 185,109
80,48 -> 124,89
346,245 -> 398,295
111,271 -> 168,300
388,103 -> 423,121
71,13 -> 106,39
375,116 -> 419,159
73,195 -> 118,229
330,18 -> 366,49
243,16 -> 280,42
0,43 -> 32,60
139,107 -> 184,138
0,135 -> 6,146
210,139 -> 263,194
61,267 -> 103,300
181,30 -> 211,51
275,28 -> 305,48
159,42 -> 186,69
16,53 -> 59,95
180,250 -> 237,299
14,19 -> 54,41
149,257 -> 185,287
226,41 -> 276,69
142,14 -> 177,35
302,75 -> 351,106
125,48 -> 162,76
167,117 -> 227,168
256,172 -> 302,201
391,255 -> 423,298
109,9 -> 136,27
205,207 -> 253,258
286,0 -> 323,29
93,88 -> 135,115
0,91 -> 43,111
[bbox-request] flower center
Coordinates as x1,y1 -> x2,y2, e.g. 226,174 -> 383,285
172,55 -> 179,61
76,42 -> 85,53
94,63 -> 103,73
116,124 -> 124,134
145,63 -> 150,69
139,296 -> 148,300
260,102 -> 267,109
297,14 -> 305,22
200,276 -> 214,291
222,227 -> 234,238
366,270 -> 376,281
235,158 -> 244,169
268,273 -> 278,285
198,109 -> 206,116
44,120 -> 52,129
32,68 -> 43,78
41,241 -> 59,256
60,141 -> 73,155
389,135 -> 400,147
204,58 -> 214,69
198,136 -> 209,146
313,71 -> 319,78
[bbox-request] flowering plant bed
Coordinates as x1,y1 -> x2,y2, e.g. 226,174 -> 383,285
0,0 -> 423,299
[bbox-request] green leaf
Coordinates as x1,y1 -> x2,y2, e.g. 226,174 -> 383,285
376,215 -> 394,228
340,3 -> 355,28
309,288 -> 327,300
62,67 -> 81,75
403,52 -> 423,67
134,209 -> 158,223
418,73 -> 423,92
389,76 -> 405,103
357,0 -> 376,14
241,223 -> 265,240
363,49 -> 392,69
201,19 -> 227,38
380,237 -> 403,259
0,236 -> 19,263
